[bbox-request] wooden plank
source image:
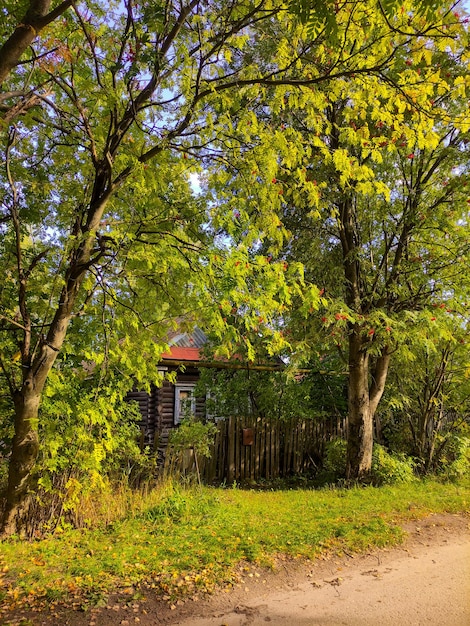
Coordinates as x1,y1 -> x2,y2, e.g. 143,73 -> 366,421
303,420 -> 308,470
217,419 -> 228,483
271,418 -> 277,478
217,423 -> 223,480
290,419 -> 296,474
220,420 -> 227,482
207,426 -> 216,482
240,417 -> 246,482
227,416 -> 235,484
255,417 -> 261,480
206,423 -> 219,482
287,419 -> 293,474
234,416 -> 241,483
266,418 -> 272,479
260,418 -> 265,479
299,421 -> 304,467
253,419 -> 258,481
297,420 -> 303,472
249,415 -> 255,482
242,416 -> 248,481
305,420 -> 313,470
288,419 -> 294,474
282,420 -> 288,476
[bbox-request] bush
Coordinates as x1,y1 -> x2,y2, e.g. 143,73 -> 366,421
322,439 -> 416,485
167,417 -> 218,484
5,372 -> 156,536
371,445 -> 416,485
437,435 -> 470,481
323,439 -> 347,478
169,417 -> 217,459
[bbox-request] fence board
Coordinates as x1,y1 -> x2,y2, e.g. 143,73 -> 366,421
227,416 -> 235,484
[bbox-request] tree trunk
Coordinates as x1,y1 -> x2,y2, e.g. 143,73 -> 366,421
1,155 -> 115,536
346,333 -> 391,479
0,286 -> 86,536
346,332 -> 373,479
1,388 -> 41,536
370,351 -> 391,445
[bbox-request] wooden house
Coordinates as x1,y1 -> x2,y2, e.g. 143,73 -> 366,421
127,329 -> 348,481
127,328 -> 208,451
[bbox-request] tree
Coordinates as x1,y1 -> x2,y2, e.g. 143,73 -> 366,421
204,0 -> 470,478
0,0 -> 298,535
0,1 -> 74,85
382,307 -> 470,473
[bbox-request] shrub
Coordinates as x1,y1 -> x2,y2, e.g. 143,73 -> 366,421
322,440 -> 416,485
9,373 -> 154,536
371,445 -> 416,485
146,488 -> 189,522
437,435 -> 470,481
169,417 -> 217,459
167,417 -> 218,484
323,439 -> 347,478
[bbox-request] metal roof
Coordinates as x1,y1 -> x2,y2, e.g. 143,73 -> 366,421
167,327 -> 207,349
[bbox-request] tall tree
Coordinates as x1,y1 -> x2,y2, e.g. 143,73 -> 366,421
0,0 -> 294,535
205,0 -> 470,478
383,305 -> 470,473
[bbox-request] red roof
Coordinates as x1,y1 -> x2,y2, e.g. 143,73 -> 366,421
161,346 -> 202,361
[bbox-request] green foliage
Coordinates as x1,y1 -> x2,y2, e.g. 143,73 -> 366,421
23,367 -> 155,530
2,0 -> 303,531
169,417 -> 218,460
323,439 -> 416,485
382,322 -> 470,471
323,439 -> 348,478
291,0 -> 446,41
197,366 -> 347,422
145,488 -> 190,523
437,434 -> 470,481
144,484 -> 219,523
371,445 -> 416,486
0,478 -> 468,614
205,0 -> 470,478
1,0 -> 470,532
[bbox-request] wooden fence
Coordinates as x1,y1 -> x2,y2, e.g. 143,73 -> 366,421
164,415 -> 346,483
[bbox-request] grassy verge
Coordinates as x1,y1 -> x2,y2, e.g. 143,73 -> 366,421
0,478 -> 468,616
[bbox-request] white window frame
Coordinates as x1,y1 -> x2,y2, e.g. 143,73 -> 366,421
174,383 -> 196,424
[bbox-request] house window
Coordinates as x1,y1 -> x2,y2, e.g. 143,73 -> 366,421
205,391 -> 223,422
174,384 -> 196,424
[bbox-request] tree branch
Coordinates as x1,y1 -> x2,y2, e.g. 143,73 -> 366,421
0,0 -> 73,85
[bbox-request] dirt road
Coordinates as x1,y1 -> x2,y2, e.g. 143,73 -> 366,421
169,513 -> 470,626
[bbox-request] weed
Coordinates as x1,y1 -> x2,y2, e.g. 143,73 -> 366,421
146,491 -> 189,522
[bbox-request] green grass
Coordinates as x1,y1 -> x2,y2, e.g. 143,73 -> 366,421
0,478 -> 468,615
